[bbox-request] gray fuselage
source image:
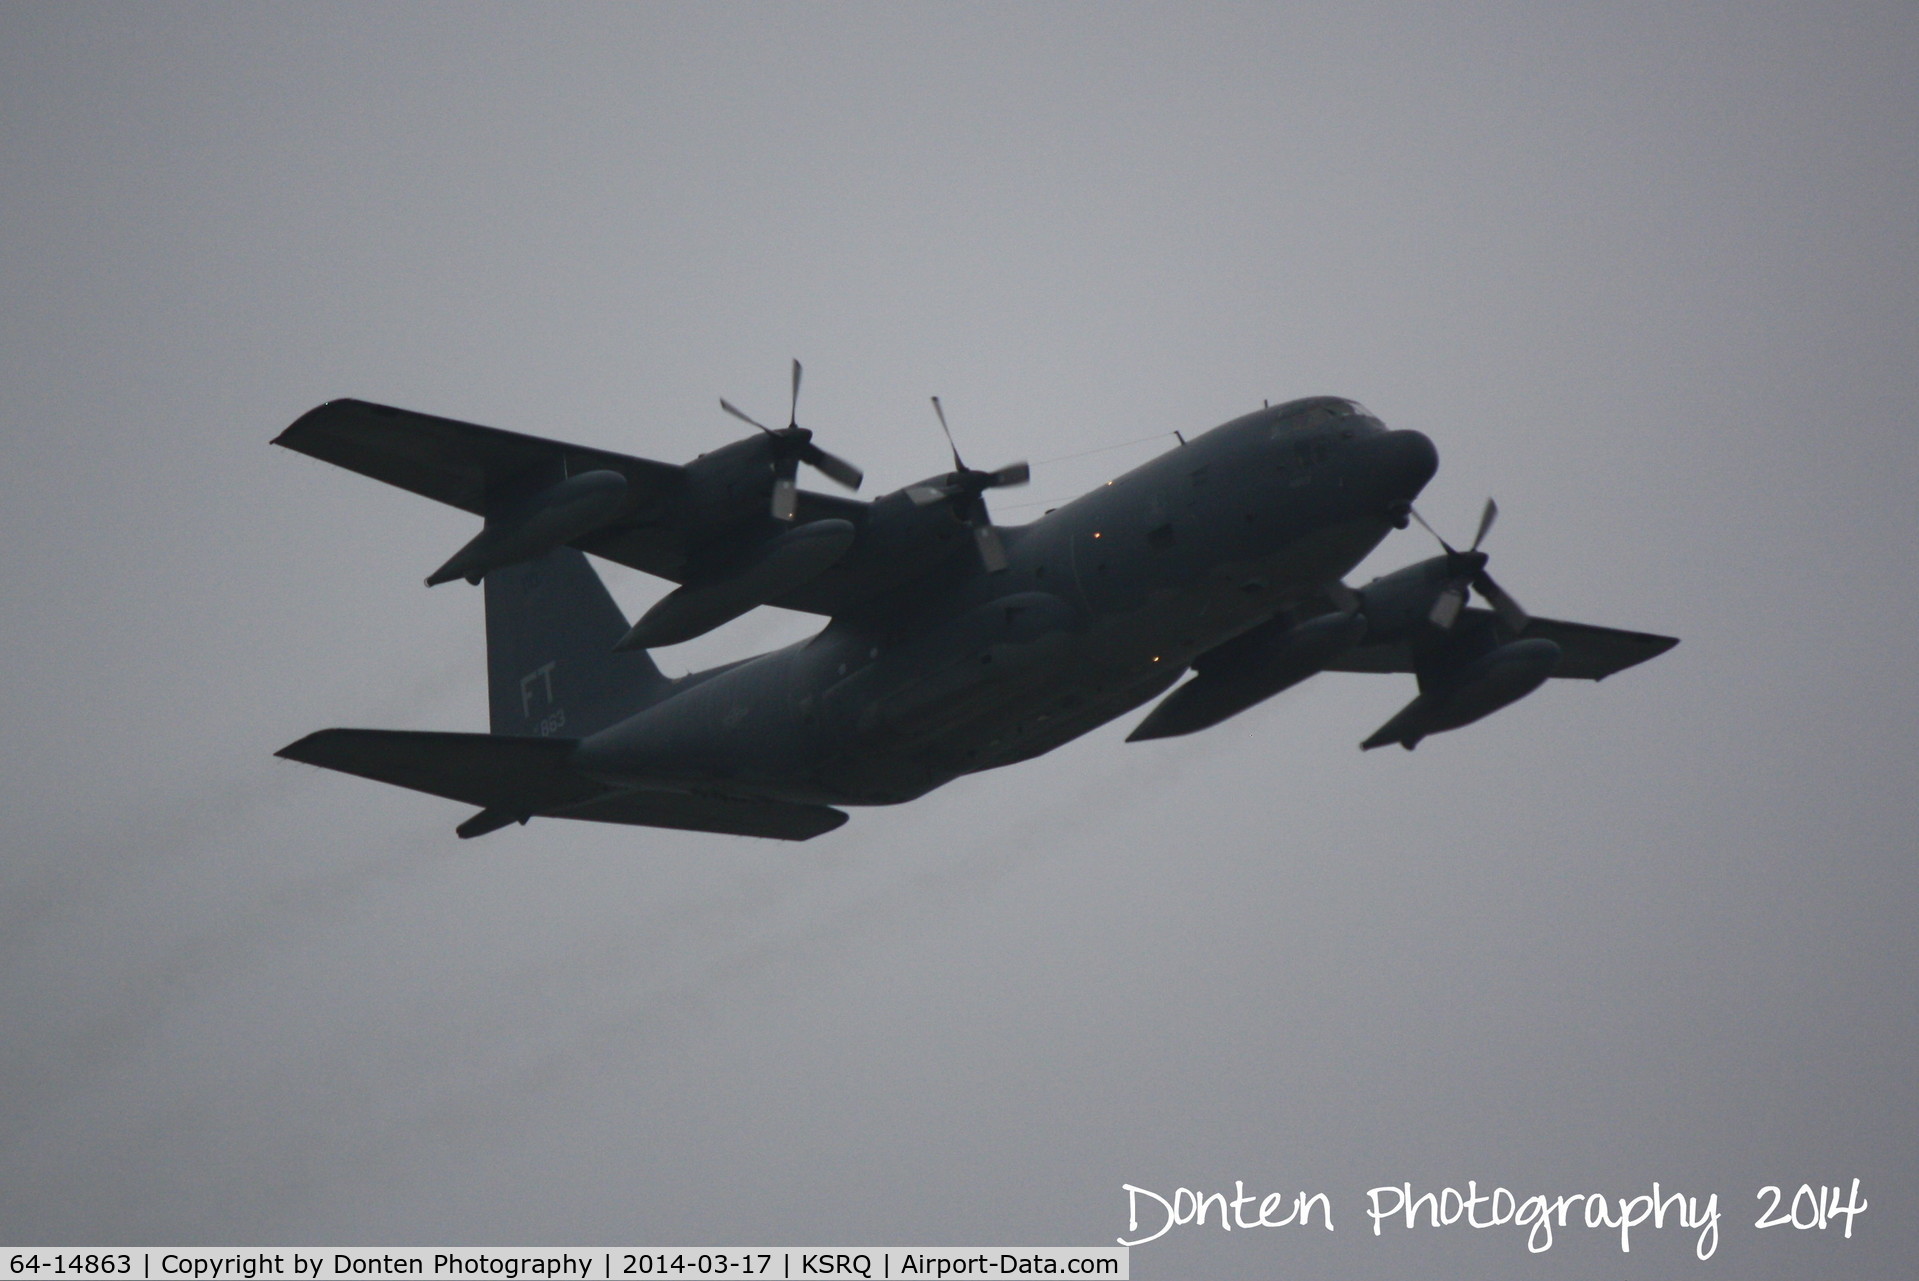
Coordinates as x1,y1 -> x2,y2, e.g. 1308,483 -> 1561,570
573,400 -> 1438,806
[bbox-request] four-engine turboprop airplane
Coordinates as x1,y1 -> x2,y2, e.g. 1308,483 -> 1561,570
274,368 -> 1677,840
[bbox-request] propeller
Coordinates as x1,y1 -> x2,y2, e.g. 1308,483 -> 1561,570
904,396 -> 1029,572
1409,497 -> 1530,633
719,359 -> 864,520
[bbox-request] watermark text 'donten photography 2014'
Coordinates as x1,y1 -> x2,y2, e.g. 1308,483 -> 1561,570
1119,1177 -> 1868,1261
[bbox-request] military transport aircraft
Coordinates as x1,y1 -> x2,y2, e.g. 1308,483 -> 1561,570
274,364 -> 1676,840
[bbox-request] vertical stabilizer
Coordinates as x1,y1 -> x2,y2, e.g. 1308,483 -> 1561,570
485,547 -> 668,737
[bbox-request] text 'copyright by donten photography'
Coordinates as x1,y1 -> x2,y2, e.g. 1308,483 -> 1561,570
0,1251 -> 1130,1281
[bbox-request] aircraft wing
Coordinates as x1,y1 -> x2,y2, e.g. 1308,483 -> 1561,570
275,398 -> 685,519
275,398 -> 870,588
277,727 -> 848,841
1322,610 -> 1679,680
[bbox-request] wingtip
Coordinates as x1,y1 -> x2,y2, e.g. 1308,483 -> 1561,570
275,733 -> 310,759
803,807 -> 852,839
274,398 -> 381,446
274,728 -> 337,763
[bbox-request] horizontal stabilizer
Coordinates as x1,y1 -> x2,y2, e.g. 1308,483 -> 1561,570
276,727 -> 847,841
276,728 -> 600,813
1323,611 -> 1676,681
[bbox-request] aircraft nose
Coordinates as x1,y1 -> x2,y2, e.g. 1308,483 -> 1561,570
1379,428 -> 1438,497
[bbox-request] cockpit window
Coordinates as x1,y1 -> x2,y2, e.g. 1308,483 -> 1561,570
1274,397 -> 1366,429
1311,397 -> 1372,419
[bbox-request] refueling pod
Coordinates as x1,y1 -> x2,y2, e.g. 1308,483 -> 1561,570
426,469 -> 628,586
1361,637 -> 1562,750
1128,609 -> 1367,741
616,518 -> 857,650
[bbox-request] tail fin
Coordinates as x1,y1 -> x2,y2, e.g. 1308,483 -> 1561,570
485,546 -> 669,737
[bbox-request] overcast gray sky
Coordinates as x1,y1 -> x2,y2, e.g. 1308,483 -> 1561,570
3,3 -> 1916,1276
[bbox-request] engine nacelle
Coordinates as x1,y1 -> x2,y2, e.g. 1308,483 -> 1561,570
1129,609 -> 1367,741
1361,637 -> 1562,750
1353,554 -> 1461,641
426,469 -> 629,586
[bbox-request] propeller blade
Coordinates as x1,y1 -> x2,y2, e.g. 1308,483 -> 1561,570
803,444 -> 864,491
906,483 -> 951,507
1429,585 -> 1467,629
973,522 -> 1009,573
724,364 -> 868,510
1409,505 -> 1456,555
1473,570 -> 1530,632
720,398 -> 774,434
1471,498 -> 1498,552
931,396 -> 965,471
989,460 -> 1030,488
770,474 -> 799,521
1325,581 -> 1361,614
